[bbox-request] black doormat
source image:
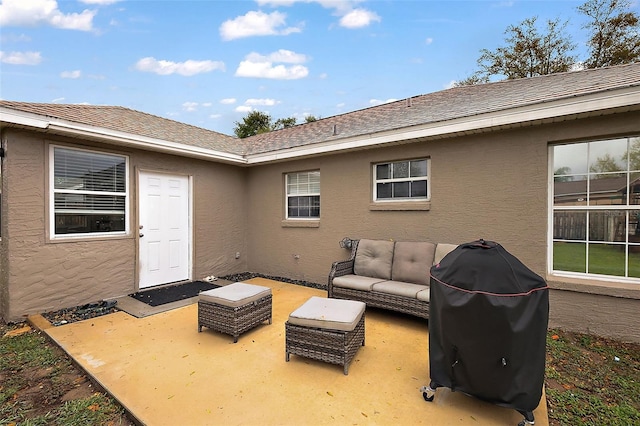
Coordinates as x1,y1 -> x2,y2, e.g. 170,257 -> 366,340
129,281 -> 221,307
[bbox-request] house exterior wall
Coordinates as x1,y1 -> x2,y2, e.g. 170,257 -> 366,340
0,128 -> 248,322
246,111 -> 640,343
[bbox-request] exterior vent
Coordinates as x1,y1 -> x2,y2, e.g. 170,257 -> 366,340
332,124 -> 338,135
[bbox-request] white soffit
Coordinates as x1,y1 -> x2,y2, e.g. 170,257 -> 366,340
245,87 -> 640,164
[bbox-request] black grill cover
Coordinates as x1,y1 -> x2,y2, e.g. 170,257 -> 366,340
428,240 -> 549,413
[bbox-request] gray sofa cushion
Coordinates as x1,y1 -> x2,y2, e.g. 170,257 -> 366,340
372,281 -> 429,298
416,288 -> 430,302
354,239 -> 394,280
391,241 -> 436,285
332,274 -> 386,291
434,243 -> 458,265
288,296 -> 366,331
199,282 -> 271,308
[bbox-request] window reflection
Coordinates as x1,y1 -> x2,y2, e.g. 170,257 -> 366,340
552,136 -> 640,280
554,175 -> 587,206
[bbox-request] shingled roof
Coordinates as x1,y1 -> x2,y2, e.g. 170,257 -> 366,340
0,102 -> 244,155
245,63 -> 640,155
1,63 -> 640,163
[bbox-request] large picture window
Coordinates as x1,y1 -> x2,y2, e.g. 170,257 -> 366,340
50,146 -> 128,237
374,158 -> 429,201
551,136 -> 640,281
286,171 -> 320,219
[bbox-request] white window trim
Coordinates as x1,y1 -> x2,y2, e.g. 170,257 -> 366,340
49,144 -> 130,239
548,138 -> 640,284
372,158 -> 430,202
285,170 -> 320,220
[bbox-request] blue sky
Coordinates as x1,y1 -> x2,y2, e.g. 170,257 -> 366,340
1,0 -> 633,135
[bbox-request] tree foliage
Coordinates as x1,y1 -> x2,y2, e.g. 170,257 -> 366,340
233,110 -> 273,138
233,111 -> 299,138
477,16 -> 577,80
579,0 -> 640,68
455,0 -> 640,85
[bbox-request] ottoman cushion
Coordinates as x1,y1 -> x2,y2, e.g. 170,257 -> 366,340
199,282 -> 271,308
288,296 -> 365,332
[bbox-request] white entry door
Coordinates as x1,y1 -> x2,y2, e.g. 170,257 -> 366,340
138,171 -> 191,289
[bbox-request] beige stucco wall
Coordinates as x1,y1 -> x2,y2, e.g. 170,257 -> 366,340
245,111 -> 640,343
2,110 -> 640,343
0,129 -> 247,322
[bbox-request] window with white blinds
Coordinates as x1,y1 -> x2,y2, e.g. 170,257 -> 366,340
51,146 -> 128,237
286,170 -> 320,219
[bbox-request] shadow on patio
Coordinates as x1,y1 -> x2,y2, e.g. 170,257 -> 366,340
42,278 -> 548,425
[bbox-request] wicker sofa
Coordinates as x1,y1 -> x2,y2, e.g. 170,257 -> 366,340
328,239 -> 457,319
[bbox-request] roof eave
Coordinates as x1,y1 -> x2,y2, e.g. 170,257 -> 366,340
0,108 -> 247,165
244,86 -> 640,165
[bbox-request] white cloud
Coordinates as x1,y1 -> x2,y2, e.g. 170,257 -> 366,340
235,50 -> 309,80
425,37 -> 433,45
339,8 -> 380,29
60,70 -> 81,79
51,97 -> 65,103
445,80 -> 457,89
210,114 -> 222,119
220,10 -> 302,41
369,98 -> 397,106
245,98 -> 279,106
235,105 -> 253,113
220,98 -> 237,104
135,57 -> 225,76
0,0 -> 96,31
182,102 -> 198,112
0,50 -> 42,65
256,1 -> 380,29
0,33 -> 31,43
79,0 -> 121,4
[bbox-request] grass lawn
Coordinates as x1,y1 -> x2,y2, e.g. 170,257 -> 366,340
553,241 -> 640,277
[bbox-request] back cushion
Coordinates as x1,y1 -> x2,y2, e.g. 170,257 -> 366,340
434,243 -> 458,265
391,242 -> 436,285
354,239 -> 394,280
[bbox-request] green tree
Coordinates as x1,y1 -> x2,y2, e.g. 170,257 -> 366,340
554,166 -> 573,182
304,115 -> 319,123
234,111 -> 300,138
589,153 -> 624,175
476,16 -> 577,80
579,0 -> 640,68
273,117 -> 297,130
452,74 -> 490,87
233,110 -> 273,138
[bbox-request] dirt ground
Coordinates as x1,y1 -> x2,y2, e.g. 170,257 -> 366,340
1,322 -> 134,425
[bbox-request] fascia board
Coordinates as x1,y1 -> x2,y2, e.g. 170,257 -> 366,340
0,108 -> 247,165
245,87 -> 640,164
0,109 -> 50,129
46,122 -> 247,164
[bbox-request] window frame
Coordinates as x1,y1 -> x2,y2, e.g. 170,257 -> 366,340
372,158 -> 430,202
549,136 -> 640,283
49,144 -> 130,239
285,170 -> 320,220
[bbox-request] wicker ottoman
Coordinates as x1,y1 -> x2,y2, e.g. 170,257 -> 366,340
198,282 -> 272,343
286,296 -> 366,375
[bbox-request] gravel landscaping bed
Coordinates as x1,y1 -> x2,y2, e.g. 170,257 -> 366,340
40,273 -> 324,326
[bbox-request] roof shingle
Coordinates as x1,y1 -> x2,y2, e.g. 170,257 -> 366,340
2,63 -> 639,158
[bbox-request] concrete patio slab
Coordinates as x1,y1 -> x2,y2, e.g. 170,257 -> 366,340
43,278 -> 548,426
